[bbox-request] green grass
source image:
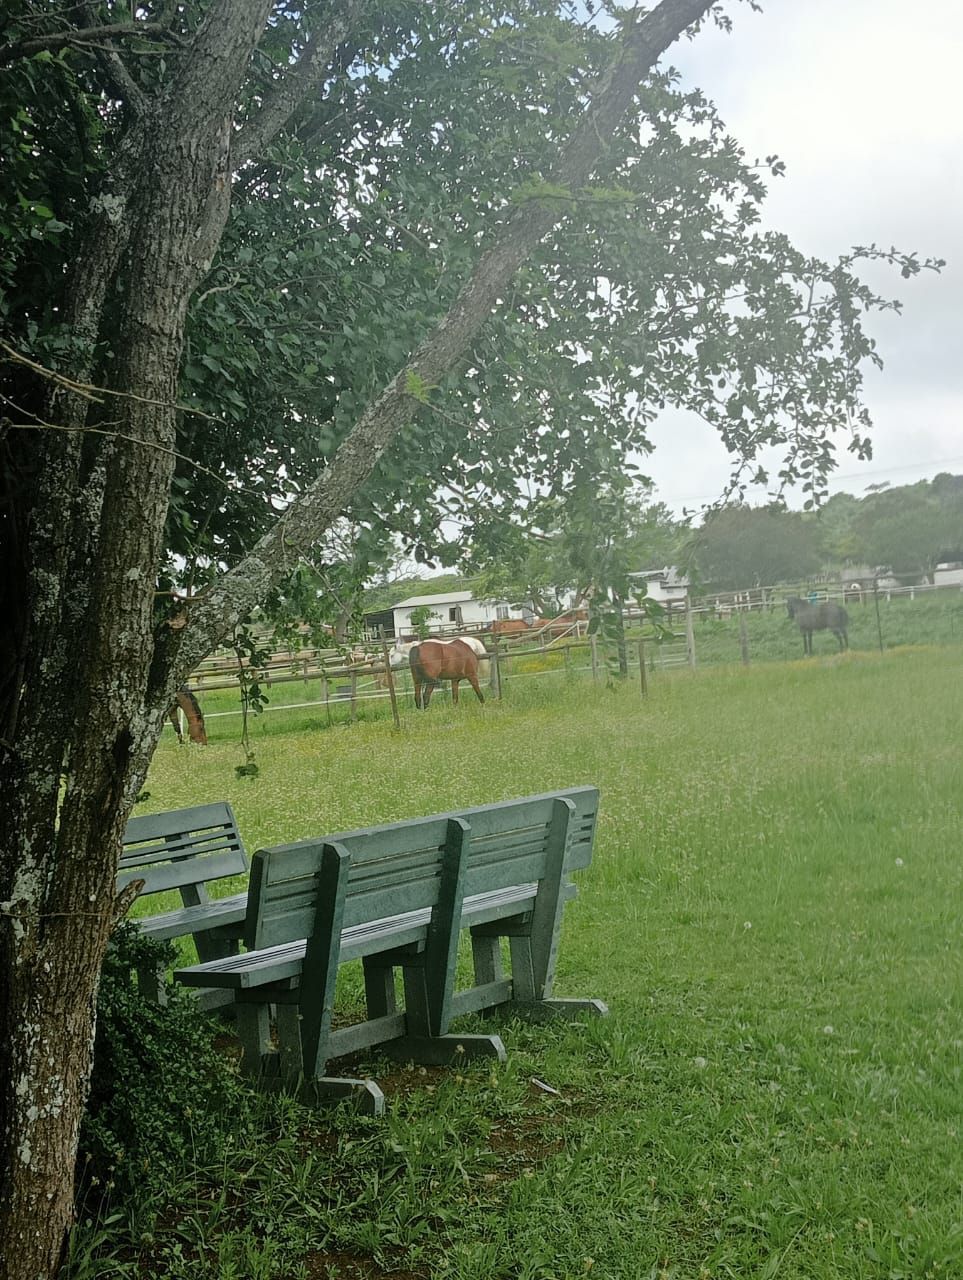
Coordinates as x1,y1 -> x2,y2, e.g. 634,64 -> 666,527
74,647 -> 963,1279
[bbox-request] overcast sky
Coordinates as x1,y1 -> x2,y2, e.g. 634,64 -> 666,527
633,0 -> 963,513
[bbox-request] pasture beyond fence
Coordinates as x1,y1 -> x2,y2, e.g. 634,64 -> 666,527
169,581 -> 963,738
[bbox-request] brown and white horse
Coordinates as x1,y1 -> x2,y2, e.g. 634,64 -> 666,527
409,637 -> 486,709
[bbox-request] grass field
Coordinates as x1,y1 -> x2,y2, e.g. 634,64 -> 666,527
76,646 -> 963,1279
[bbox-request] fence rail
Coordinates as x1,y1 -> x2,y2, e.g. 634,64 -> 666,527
171,629 -> 695,733
169,577 -> 963,735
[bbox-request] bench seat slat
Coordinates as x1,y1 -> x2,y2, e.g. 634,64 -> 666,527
176,882 -> 551,990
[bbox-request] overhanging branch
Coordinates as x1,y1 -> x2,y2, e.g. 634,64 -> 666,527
169,0 -> 717,689
0,20 -> 184,66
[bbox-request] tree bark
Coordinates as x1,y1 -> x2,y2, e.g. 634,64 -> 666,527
0,3 -> 714,1276
0,3 -> 274,1273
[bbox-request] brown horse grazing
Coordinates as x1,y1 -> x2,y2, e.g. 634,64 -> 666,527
167,687 -> 208,744
409,638 -> 485,710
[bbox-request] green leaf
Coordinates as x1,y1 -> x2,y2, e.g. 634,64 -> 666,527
404,369 -> 438,403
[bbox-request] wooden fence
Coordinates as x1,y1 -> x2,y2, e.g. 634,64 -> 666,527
173,620 -> 694,734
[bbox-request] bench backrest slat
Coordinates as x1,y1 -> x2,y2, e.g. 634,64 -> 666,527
120,802 -> 247,897
117,851 -> 247,896
250,816 -> 453,947
246,787 -> 599,951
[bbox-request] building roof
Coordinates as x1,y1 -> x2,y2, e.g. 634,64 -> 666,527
393,591 -> 476,608
628,566 -> 690,587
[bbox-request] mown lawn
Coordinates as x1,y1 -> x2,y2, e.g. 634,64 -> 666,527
75,646 -> 963,1279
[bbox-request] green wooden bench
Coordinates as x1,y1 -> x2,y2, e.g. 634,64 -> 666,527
176,787 -> 606,1113
119,802 -> 249,1006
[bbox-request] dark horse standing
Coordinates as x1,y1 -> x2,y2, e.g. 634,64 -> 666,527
786,596 -> 849,656
409,638 -> 485,710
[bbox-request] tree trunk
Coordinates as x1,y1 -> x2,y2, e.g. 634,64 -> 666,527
613,595 -> 629,678
0,3 -> 713,1275
0,4 -> 274,1273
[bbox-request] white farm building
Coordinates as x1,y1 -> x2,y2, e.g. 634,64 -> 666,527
626,566 -> 690,606
367,590 -> 531,640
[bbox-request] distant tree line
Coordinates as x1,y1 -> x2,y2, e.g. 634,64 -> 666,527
367,474 -> 963,614
693,474 -> 963,591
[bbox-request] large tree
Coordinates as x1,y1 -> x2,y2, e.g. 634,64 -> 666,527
472,482 -> 682,618
0,2 -> 936,1274
693,503 -> 823,590
850,480 -> 963,581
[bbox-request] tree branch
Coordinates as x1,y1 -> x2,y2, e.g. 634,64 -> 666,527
0,339 -> 228,422
231,0 -> 370,169
170,0 -> 716,688
78,2 -> 147,114
0,20 -> 183,66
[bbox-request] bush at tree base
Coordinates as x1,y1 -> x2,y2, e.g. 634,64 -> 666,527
78,925 -> 248,1204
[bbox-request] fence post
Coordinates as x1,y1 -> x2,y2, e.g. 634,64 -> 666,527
685,599 -> 696,668
739,612 -> 750,666
489,641 -> 502,700
873,579 -> 884,654
380,635 -> 401,731
322,670 -> 332,727
637,638 -> 647,697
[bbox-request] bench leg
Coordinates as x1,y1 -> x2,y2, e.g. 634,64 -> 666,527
135,961 -> 168,1005
363,956 -> 398,1018
275,1003 -> 303,1079
470,932 -> 504,986
382,1033 -> 507,1066
236,1002 -> 272,1077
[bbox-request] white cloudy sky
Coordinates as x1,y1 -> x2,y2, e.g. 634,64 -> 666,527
630,0 -> 963,512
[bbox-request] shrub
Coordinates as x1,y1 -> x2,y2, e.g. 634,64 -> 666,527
79,924 -> 248,1198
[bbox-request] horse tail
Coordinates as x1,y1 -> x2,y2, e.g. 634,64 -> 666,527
175,687 -> 208,745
